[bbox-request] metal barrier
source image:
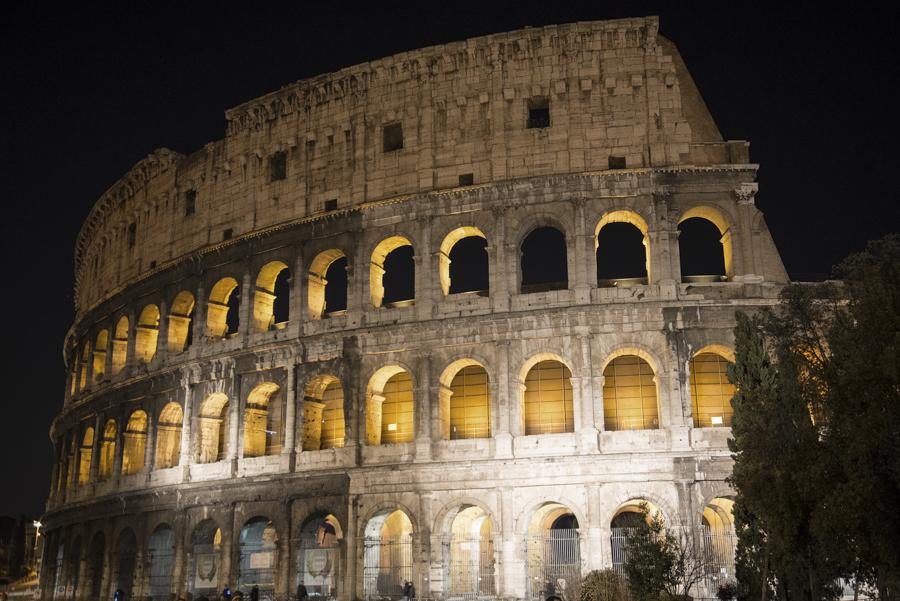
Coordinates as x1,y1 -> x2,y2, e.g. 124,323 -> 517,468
362,534 -> 413,600
445,536 -> 496,600
525,529 -> 581,601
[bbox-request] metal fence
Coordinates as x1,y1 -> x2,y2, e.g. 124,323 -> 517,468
445,536 -> 496,600
525,529 -> 581,601
363,534 -> 413,600
147,546 -> 176,599
296,535 -> 339,601
238,541 -> 277,596
190,543 -> 221,596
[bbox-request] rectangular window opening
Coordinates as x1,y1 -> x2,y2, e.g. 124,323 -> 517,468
127,223 -> 136,249
383,122 -> 403,152
185,190 -> 196,216
223,228 -> 233,241
269,151 -> 287,181
527,97 -> 550,129
324,199 -> 338,212
458,173 -> 474,187
609,156 -> 627,170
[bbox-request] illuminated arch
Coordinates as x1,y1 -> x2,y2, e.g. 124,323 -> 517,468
295,512 -> 343,598
366,366 -> 414,445
93,330 -> 108,383
520,354 -> 574,435
690,347 -> 736,427
253,260 -> 290,332
135,304 -> 160,363
678,205 -> 733,281
111,316 -> 129,375
167,290 -> 195,353
439,226 -> 488,296
302,375 -> 345,451
308,249 -> 347,319
362,509 -> 413,599
155,402 -> 183,469
595,209 -> 651,285
524,502 -> 581,600
610,498 -> 667,575
79,340 -> 92,391
444,505 -> 496,598
98,419 -> 117,480
206,277 -> 240,338
121,410 -> 148,476
370,235 -> 414,308
77,426 -> 94,486
602,350 -> 659,431
243,382 -> 282,457
197,393 -> 230,464
189,520 -> 223,597
438,359 -> 491,440
237,517 -> 278,594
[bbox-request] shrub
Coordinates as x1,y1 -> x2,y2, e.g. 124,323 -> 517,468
580,569 -> 629,601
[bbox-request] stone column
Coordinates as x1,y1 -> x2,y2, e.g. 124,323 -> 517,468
415,217 -> 434,320
586,485 -> 604,571
346,495 -> 359,601
156,298 -> 170,364
282,364 -> 297,466
290,250 -> 304,331
124,309 -> 137,369
192,283 -> 207,344
494,341 -> 513,457
418,492 -> 436,597
112,412 -> 125,483
277,506 -> 291,596
89,414 -> 102,484
490,207 -> 510,313
144,412 -> 158,476
238,269 -> 253,338
572,198 -> 592,304
219,506 -> 236,591
171,512 -> 187,599
577,334 -> 599,453
179,380 -> 194,479
414,353 -> 432,461
498,486 -> 523,599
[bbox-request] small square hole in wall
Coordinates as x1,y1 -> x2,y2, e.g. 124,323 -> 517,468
383,122 -> 403,152
223,228 -> 233,241
527,97 -> 550,128
127,222 -> 136,248
608,156 -> 626,170
149,260 -> 157,269
324,199 -> 338,212
269,151 -> 287,181
185,190 -> 196,216
458,173 -> 474,187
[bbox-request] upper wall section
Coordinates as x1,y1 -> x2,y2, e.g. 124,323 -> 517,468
74,17 -> 749,314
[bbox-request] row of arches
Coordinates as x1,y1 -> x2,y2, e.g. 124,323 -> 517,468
44,497 -> 735,601
70,209 -> 734,399
57,349 -> 735,494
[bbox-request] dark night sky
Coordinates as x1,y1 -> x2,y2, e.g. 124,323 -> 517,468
1,3 -> 897,519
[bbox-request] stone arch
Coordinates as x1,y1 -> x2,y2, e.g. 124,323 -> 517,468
188,519 -> 223,596
438,358 -> 491,440
609,495 -> 670,576
519,223 -> 569,293
295,511 -> 344,599
79,339 -> 92,391
77,426 -> 94,485
135,304 -> 161,363
86,532 -> 106,600
308,249 -> 348,319
678,205 -> 734,281
93,329 -> 108,383
522,501 -> 583,600
98,419 -> 117,480
112,528 -> 137,600
207,277 -> 240,338
433,497 -> 497,539
301,374 -> 345,451
253,260 -> 291,331
64,535 -> 83,599
689,346 -> 736,428
122,410 -> 148,475
197,393 -> 230,464
111,316 -> 129,375
370,235 -> 415,308
155,402 -> 183,469
362,508 -> 414,599
243,382 -> 283,457
442,504 -> 497,598
519,353 -> 575,435
167,290 -> 195,353
237,517 -> 278,594
438,226 -> 489,295
147,523 -> 176,598
601,348 -> 660,431
365,365 -> 415,445
595,209 -> 651,285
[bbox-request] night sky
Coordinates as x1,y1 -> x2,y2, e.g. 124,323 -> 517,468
1,3 -> 897,520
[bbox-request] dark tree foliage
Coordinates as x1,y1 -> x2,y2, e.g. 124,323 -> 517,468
729,235 -> 900,601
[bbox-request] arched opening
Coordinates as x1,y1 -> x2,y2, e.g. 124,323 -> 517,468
700,498 -> 737,588
521,227 -> 568,293
308,250 -> 348,319
64,536 -> 82,600
93,330 -> 108,383
295,513 -> 343,601
98,420 -> 117,480
522,358 -> 574,435
243,383 -> 283,457
135,304 -> 161,363
526,503 -> 581,601
79,340 -> 91,391
147,525 -> 175,599
302,376 -> 345,451
238,518 -> 277,595
690,349 -> 736,428
167,290 -> 195,353
445,505 -> 495,599
121,410 -> 148,476
155,402 -> 183,469
111,316 -> 129,375
65,435 -> 76,490
87,533 -> 105,600
595,211 -> 650,286
197,393 -> 230,464
366,367 -> 414,445
207,277 -> 240,338
602,354 -> 659,431
363,510 -> 413,599
440,227 -> 489,296
678,207 -> 732,282
439,360 -> 491,440
371,236 -> 415,308
254,260 -> 291,331
610,500 -> 663,576
189,520 -> 222,597
113,529 -> 137,601
49,538 -> 64,600
77,426 -> 94,486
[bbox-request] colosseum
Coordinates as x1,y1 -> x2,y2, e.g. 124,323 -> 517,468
42,16 -> 789,601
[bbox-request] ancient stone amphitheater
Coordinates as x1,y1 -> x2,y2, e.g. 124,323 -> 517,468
42,16 -> 789,601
